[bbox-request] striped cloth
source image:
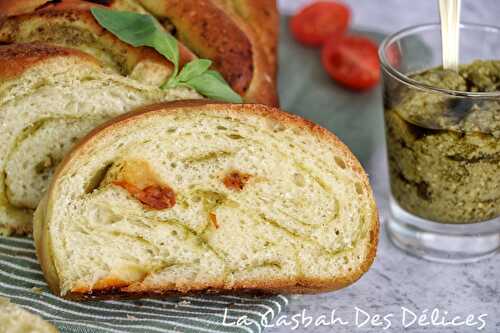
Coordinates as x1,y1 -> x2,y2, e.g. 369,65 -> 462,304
0,236 -> 288,333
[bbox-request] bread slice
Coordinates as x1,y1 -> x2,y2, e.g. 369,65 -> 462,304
0,43 -> 199,235
34,100 -> 378,299
0,297 -> 59,333
0,3 -> 183,86
0,0 -> 279,105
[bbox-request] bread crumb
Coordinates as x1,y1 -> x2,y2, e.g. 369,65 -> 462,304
178,300 -> 191,306
31,287 -> 43,295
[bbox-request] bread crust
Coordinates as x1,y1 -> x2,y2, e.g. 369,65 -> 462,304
0,0 -> 279,106
138,0 -> 253,94
0,5 -> 181,76
0,0 -> 49,16
214,0 -> 279,106
0,42 -> 99,80
35,100 -> 379,299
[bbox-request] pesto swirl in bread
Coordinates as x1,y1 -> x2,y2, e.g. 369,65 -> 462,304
34,101 -> 378,298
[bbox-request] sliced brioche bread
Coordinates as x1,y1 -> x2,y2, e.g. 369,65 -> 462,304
0,43 -> 199,235
0,297 -> 59,333
0,0 -> 279,105
34,100 -> 378,299
0,3 -> 182,86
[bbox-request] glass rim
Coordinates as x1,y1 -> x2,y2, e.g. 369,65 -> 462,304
379,23 -> 500,98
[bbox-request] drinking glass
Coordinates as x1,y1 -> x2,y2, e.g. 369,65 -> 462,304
379,23 -> 500,262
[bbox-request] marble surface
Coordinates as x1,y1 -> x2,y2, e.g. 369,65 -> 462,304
268,1 -> 500,333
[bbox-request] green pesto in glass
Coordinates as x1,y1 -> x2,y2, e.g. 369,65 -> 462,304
385,60 -> 500,223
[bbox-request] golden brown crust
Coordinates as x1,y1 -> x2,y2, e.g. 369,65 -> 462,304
0,42 -> 99,80
38,100 -> 379,299
0,0 -> 49,16
137,0 -> 254,95
214,0 -> 279,105
251,0 -> 279,103
239,0 -> 279,70
0,5 -> 179,76
34,194 -> 62,296
71,277 -> 131,294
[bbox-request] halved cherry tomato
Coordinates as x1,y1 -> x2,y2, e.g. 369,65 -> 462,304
290,1 -> 351,47
385,43 -> 402,69
321,35 -> 380,90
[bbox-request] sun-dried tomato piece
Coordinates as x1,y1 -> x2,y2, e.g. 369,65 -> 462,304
208,212 -> 219,229
135,185 -> 176,210
113,181 -> 176,210
222,171 -> 251,191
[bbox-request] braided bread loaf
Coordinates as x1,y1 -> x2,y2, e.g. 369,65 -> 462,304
0,0 -> 279,105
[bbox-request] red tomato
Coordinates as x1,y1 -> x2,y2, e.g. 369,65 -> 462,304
290,1 -> 351,47
321,35 -> 380,90
385,43 -> 402,69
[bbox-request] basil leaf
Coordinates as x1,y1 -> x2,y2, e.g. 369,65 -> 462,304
186,70 -> 243,103
91,7 -> 243,103
205,70 -> 226,82
177,59 -> 213,82
91,7 -> 179,72
151,30 -> 179,74
162,58 -> 212,89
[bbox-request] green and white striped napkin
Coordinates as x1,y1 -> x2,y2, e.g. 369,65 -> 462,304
0,236 -> 288,333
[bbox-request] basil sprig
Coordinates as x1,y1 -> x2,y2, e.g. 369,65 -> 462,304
91,7 -> 243,103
